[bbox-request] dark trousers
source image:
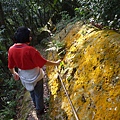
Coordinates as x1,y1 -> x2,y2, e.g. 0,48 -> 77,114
30,79 -> 44,111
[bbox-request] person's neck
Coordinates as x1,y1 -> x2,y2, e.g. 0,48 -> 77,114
16,43 -> 29,45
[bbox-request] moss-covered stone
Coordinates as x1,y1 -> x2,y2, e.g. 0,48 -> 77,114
47,22 -> 120,120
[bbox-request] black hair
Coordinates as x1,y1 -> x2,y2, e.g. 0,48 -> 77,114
14,26 -> 31,43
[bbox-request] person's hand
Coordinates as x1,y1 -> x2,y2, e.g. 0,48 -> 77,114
12,72 -> 19,81
56,59 -> 61,66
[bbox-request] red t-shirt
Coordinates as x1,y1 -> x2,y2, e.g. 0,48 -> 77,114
8,44 -> 47,70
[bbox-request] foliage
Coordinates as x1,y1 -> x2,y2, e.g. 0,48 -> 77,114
46,39 -> 66,60
47,40 -> 65,52
0,101 -> 16,119
75,0 -> 120,30
0,78 -> 24,119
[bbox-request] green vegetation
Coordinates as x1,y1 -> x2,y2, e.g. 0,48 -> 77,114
0,0 -> 119,119
75,0 -> 120,30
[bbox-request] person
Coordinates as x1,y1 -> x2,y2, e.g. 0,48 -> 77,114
8,26 -> 61,119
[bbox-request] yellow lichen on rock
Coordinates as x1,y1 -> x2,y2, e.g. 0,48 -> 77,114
47,22 -> 120,120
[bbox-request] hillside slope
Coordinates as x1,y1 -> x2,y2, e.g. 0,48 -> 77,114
47,21 -> 120,120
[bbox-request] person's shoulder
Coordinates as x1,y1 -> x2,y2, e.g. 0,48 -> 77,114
8,44 -> 15,51
26,45 -> 35,49
26,45 -> 38,52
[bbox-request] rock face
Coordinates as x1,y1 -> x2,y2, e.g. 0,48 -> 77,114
47,22 -> 120,120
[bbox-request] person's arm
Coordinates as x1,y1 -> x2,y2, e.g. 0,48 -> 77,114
9,68 -> 16,74
45,59 -> 61,66
9,68 -> 19,81
30,47 -> 61,67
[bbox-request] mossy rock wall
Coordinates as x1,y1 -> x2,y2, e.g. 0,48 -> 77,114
47,22 -> 120,120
